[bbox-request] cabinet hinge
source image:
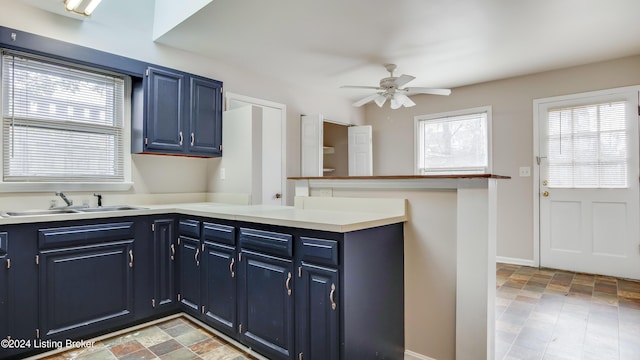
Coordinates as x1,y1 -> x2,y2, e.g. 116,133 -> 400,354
35,255 -> 39,265
238,253 -> 242,262
201,243 -> 205,252
299,353 -> 303,360
177,237 -> 181,245
201,306 -> 205,314
220,87 -> 223,94
219,144 -> 223,152
145,68 -> 149,77
35,329 -> 40,339
5,258 -> 9,269
152,299 -> 156,308
144,138 -> 148,145
152,223 -> 155,232
298,266 -> 302,277
239,324 -> 242,333
177,293 -> 181,301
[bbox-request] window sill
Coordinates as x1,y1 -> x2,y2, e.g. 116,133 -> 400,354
0,182 -> 134,193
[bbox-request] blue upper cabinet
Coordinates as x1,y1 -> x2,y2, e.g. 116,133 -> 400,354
189,77 -> 223,156
139,67 -> 223,157
145,67 -> 184,153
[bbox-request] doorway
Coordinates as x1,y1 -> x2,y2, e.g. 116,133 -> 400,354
225,92 -> 287,206
534,86 -> 640,279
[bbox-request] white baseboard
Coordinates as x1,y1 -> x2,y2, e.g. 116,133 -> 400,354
496,256 -> 536,267
405,350 -> 437,360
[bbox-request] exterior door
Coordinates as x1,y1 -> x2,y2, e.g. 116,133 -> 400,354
538,88 -> 640,279
348,125 -> 373,176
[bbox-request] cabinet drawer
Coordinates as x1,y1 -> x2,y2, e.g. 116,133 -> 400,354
298,237 -> 339,267
239,228 -> 292,258
179,219 -> 200,238
39,222 -> 135,249
203,223 -> 235,246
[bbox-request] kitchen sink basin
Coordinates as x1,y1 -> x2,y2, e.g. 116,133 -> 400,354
0,205 -> 147,217
1,209 -> 81,217
77,205 -> 147,212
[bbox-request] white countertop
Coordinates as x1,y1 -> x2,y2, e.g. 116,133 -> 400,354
0,201 -> 407,233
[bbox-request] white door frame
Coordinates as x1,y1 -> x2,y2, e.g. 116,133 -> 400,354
225,92 -> 287,205
532,85 -> 640,268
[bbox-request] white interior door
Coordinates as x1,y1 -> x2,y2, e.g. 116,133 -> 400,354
227,95 -> 285,205
348,125 -> 373,176
538,89 -> 640,279
300,114 -> 322,177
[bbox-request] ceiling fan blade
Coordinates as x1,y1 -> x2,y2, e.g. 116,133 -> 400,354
395,93 -> 416,107
393,74 -> 415,87
340,85 -> 382,90
352,93 -> 381,107
374,95 -> 387,107
404,87 -> 452,96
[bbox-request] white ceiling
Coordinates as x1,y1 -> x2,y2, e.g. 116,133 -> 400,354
22,0 -> 640,102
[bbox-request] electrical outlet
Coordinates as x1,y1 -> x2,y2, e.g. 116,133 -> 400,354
519,167 -> 531,177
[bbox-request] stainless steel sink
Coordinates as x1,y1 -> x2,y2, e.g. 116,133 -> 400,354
1,209 -> 82,217
0,205 -> 147,217
77,205 -> 147,212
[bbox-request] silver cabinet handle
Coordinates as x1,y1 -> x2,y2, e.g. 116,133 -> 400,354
286,272 -> 292,296
190,132 -> 195,146
329,283 -> 336,310
170,244 -> 175,260
230,257 -> 235,278
195,248 -> 200,267
179,131 -> 183,146
129,250 -> 134,268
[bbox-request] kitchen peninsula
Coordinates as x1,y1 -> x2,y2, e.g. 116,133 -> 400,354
0,199 -> 406,360
289,174 -> 509,360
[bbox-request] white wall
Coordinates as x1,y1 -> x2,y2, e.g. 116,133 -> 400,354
0,0 -> 363,204
365,54 -> 640,262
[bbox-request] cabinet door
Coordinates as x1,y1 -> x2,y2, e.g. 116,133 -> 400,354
153,219 -> 176,311
39,240 -> 134,339
145,67 -> 185,153
177,236 -> 201,314
202,241 -> 236,336
0,232 -> 8,340
296,263 -> 339,360
238,250 -> 294,360
188,77 -> 222,156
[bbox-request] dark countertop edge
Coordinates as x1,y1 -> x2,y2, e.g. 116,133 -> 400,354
288,174 -> 511,180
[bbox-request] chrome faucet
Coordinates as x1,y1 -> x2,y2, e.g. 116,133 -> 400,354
55,192 -> 73,207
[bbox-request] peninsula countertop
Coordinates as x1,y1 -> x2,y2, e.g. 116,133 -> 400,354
0,200 -> 407,233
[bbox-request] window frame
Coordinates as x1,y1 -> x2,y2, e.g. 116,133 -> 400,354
414,106 -> 493,175
0,49 -> 132,193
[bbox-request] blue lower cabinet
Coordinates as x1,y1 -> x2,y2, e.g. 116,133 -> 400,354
153,219 -> 177,311
177,235 -> 201,315
296,263 -> 339,360
201,241 -> 236,337
0,232 -> 8,343
39,240 -> 135,339
238,249 -> 294,360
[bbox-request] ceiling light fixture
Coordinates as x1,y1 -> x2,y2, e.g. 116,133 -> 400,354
64,0 -> 103,16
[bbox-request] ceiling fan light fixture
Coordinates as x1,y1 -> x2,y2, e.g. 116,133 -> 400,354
396,93 -> 416,108
374,95 -> 387,107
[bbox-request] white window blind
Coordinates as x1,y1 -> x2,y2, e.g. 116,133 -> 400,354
546,101 -> 627,188
1,50 -> 125,183
416,110 -> 489,174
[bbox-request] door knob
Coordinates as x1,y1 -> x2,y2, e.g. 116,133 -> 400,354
274,193 -> 282,199
542,191 -> 549,197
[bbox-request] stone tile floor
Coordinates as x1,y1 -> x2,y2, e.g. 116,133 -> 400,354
42,317 -> 256,360
496,263 -> 640,360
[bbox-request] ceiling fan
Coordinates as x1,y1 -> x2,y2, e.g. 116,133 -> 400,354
341,64 -> 452,109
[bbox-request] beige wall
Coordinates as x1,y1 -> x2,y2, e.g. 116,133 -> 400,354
365,55 -> 640,261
